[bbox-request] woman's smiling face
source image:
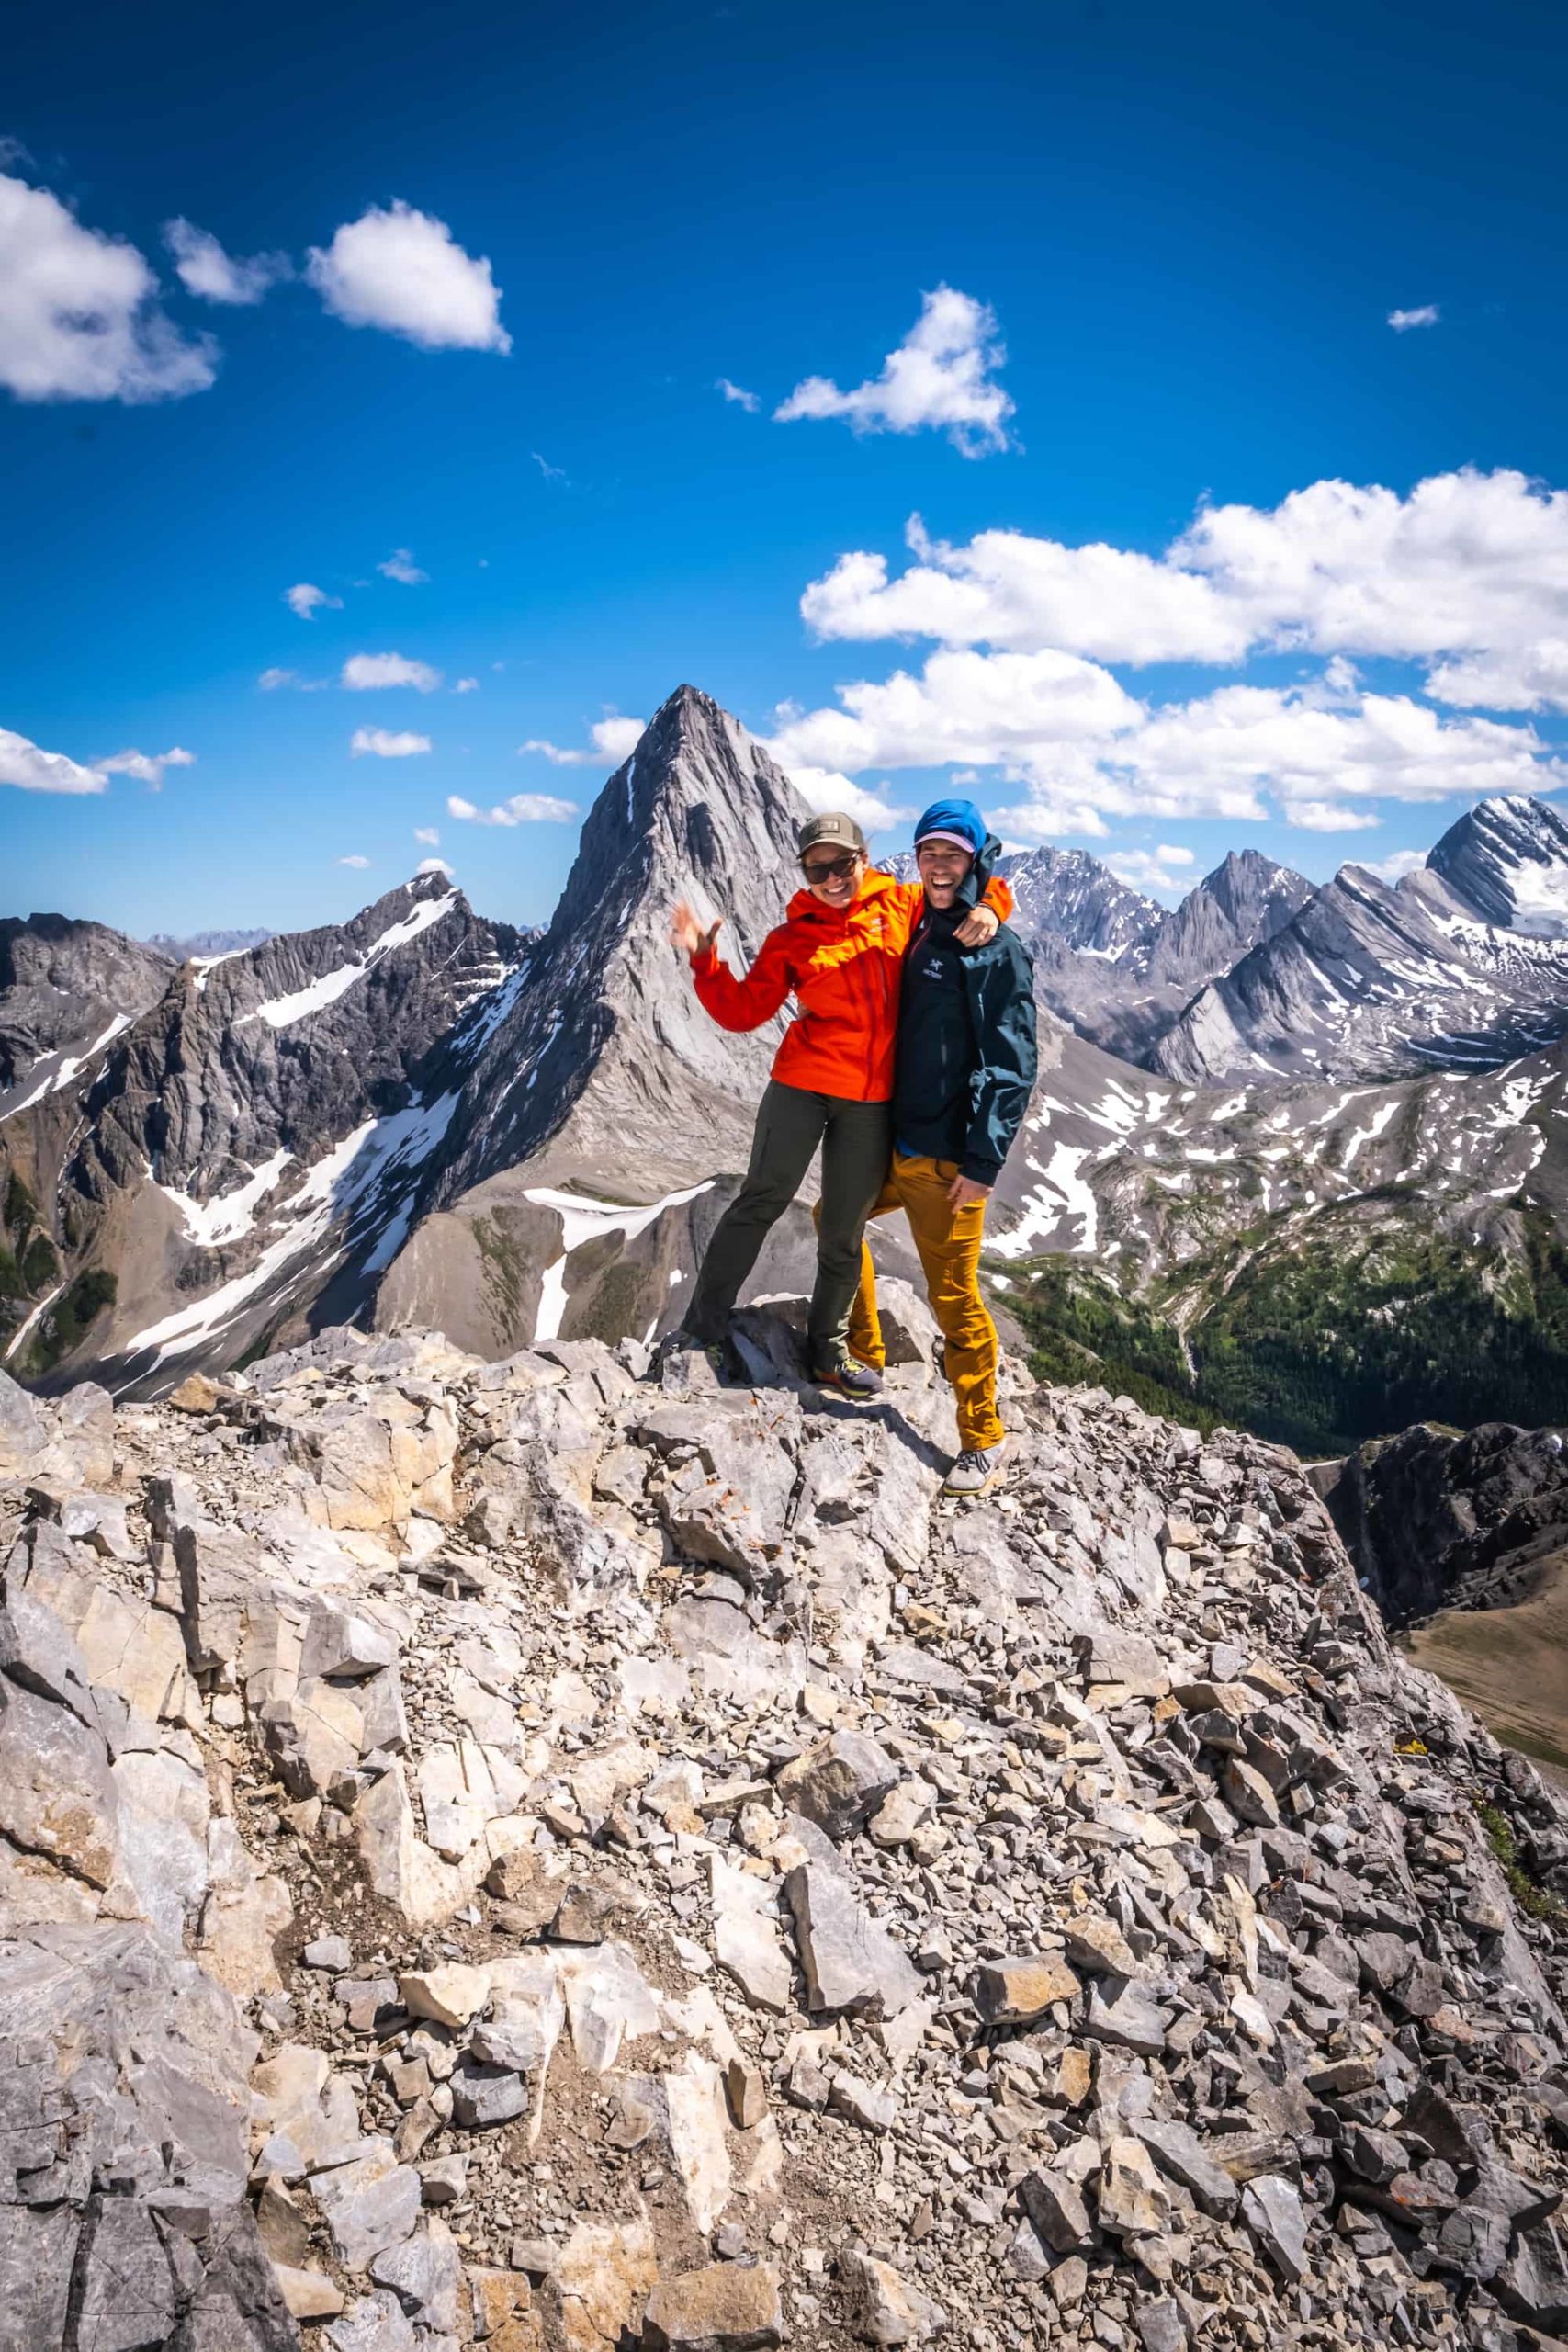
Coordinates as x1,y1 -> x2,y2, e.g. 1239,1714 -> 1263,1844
802,847 -> 865,909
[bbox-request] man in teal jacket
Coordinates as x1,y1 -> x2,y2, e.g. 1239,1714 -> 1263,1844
845,797 -> 1037,1494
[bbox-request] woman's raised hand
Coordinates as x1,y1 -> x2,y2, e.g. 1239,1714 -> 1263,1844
671,899 -> 722,961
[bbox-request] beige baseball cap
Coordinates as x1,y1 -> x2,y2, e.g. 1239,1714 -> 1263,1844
797,810 -> 867,858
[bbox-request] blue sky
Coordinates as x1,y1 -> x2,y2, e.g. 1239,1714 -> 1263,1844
3,0 -> 1565,935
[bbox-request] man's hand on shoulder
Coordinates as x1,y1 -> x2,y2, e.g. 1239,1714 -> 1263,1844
947,1171 -> 992,1209
953,903 -> 998,947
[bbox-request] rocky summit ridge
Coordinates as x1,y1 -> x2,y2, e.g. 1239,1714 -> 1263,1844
4,1298 -> 1568,2350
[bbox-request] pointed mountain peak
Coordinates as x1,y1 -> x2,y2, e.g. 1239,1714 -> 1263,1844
425,686 -> 815,1205
1427,794 -> 1568,934
1194,846 -> 1312,928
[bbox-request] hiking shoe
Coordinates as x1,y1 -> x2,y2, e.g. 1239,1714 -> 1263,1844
810,1351 -> 885,1401
943,1442 -> 1007,1497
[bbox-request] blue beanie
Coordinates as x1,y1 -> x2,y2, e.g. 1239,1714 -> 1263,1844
912,797 -> 986,856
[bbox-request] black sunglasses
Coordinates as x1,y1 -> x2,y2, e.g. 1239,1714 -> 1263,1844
801,853 -> 860,881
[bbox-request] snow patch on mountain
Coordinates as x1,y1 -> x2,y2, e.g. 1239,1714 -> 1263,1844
239,889 -> 459,1029
524,1179 -> 714,1342
0,1012 -> 130,1121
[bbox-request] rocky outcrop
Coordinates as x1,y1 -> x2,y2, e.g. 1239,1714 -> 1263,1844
1330,1420 -> 1568,1623
6,1314 -> 1568,2347
1139,849 -> 1313,989
0,913 -> 172,1104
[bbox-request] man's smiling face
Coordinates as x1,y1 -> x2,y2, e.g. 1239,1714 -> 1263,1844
916,837 -> 974,910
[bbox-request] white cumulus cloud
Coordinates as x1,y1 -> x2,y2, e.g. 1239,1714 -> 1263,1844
1280,800 -> 1382,831
258,667 -> 329,691
1352,846 -> 1428,883
770,657 -> 1568,839
352,728 -> 431,757
342,651 -> 442,692
99,745 -> 196,790
447,791 -> 577,825
783,766 -> 913,834
453,677 -> 479,694
378,547 -> 427,583
797,469 -> 1568,703
415,855 -> 454,876
1105,846 -> 1198,893
338,854 -> 370,868
413,825 -> 440,846
1426,642 -> 1568,714
775,286 -> 1015,458
0,171 -> 216,403
519,715 -> 646,766
286,582 -> 341,619
1388,305 -> 1440,331
801,516 -> 1248,663
716,377 -> 760,412
0,725 -> 106,794
307,201 -> 510,352
163,218 -> 290,305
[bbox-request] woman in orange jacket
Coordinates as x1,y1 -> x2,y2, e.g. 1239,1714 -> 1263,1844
670,808 -> 1010,1392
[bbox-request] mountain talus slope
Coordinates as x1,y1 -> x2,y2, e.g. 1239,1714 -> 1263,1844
6,1305 -> 1568,2346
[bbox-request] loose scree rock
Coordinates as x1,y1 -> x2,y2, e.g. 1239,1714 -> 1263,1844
5,1291 -> 1568,2350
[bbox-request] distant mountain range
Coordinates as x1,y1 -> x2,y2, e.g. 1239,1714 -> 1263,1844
8,685 -> 1568,1444
144,925 -> 275,962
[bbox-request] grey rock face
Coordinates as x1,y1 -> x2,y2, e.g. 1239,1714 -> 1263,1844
1331,1418 -> 1568,1625
0,914 -> 172,1098
1139,848 -> 1313,987
1155,795 -> 1568,1086
995,846 -> 1165,962
1427,794 -> 1568,936
0,1924 -> 293,2351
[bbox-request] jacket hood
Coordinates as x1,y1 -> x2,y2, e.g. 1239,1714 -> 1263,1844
946,830 -> 1004,916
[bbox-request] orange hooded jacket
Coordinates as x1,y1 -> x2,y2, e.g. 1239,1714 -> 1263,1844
689,865 -> 1015,1103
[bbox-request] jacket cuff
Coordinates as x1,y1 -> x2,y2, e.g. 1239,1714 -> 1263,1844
959,1154 -> 1000,1187
692,944 -> 721,976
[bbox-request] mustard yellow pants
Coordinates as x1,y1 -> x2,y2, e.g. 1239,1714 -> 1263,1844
837,1153 -> 1004,1452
